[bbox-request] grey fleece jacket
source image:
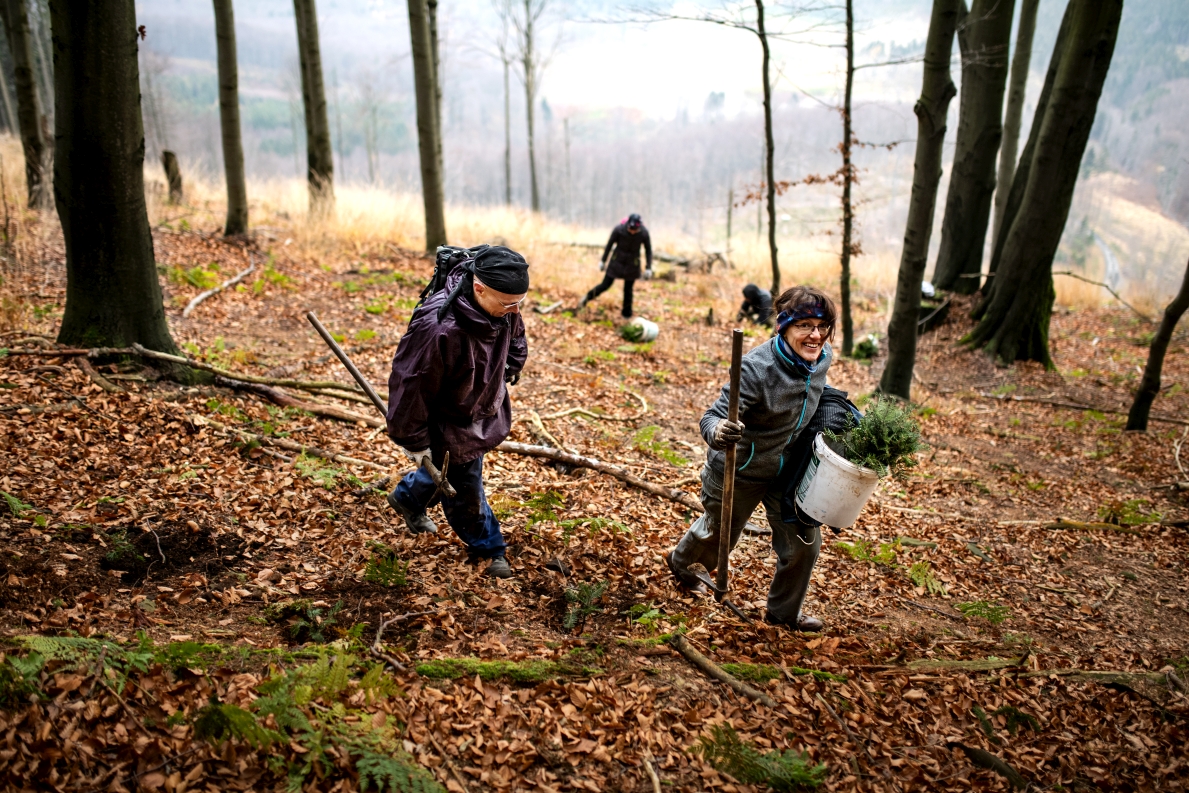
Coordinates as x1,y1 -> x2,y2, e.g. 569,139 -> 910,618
699,336 -> 831,482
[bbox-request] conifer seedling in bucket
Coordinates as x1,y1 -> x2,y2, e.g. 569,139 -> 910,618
796,398 -> 924,527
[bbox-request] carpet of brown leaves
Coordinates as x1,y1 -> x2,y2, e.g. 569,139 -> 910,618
0,224 -> 1186,792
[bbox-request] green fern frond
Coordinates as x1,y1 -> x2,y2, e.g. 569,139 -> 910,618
194,698 -> 282,748
694,724 -> 827,791
355,747 -> 445,793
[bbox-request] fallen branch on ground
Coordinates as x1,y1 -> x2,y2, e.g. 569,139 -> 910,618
0,400 -> 82,416
215,376 -> 383,428
667,633 -> 776,707
1044,518 -> 1142,535
495,441 -> 703,513
1053,270 -> 1151,322
182,259 -> 257,318
192,414 -> 391,472
946,742 -> 1027,790
975,392 -> 1189,427
75,356 -> 124,394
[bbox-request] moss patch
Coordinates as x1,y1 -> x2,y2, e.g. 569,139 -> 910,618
721,663 -> 783,683
787,666 -> 848,683
414,657 -> 599,683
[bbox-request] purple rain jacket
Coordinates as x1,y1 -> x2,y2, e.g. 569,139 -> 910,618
385,269 -> 528,463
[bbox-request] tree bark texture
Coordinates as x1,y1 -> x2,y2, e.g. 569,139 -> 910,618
214,0 -> 248,236
0,0 -> 46,208
982,3 -> 1073,292
50,0 -> 179,357
931,0 -> 1015,294
876,0 -> 959,400
427,0 -> 444,190
757,0 -> 778,296
0,25 -> 16,135
161,150 -> 183,204
503,55 -> 512,205
522,0 -> 540,213
838,0 -> 855,354
991,0 -> 1039,245
1127,258 -> 1189,431
407,0 -> 447,249
293,0 -> 334,218
966,0 -> 1122,367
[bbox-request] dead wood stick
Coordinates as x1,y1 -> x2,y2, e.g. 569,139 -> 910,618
816,692 -> 873,764
374,609 -> 442,649
75,356 -> 124,393
947,742 -> 1027,789
182,259 -> 257,317
194,415 -> 390,471
495,441 -> 703,512
427,732 -> 472,793
0,400 -> 82,416
366,645 -> 408,674
1052,270 -> 1151,322
351,476 -> 391,497
667,633 -> 776,707
1043,518 -> 1141,535
215,376 -> 384,427
974,392 -> 1189,426
642,754 -> 662,793
127,343 -> 365,392
901,598 -> 964,621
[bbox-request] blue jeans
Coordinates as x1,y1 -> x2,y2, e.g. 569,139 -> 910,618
391,454 -> 506,559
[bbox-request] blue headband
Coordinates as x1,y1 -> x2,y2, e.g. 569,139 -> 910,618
775,304 -> 827,334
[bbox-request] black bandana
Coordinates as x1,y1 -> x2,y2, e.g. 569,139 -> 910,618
437,245 -> 530,320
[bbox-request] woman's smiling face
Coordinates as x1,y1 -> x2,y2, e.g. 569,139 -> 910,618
784,320 -> 828,362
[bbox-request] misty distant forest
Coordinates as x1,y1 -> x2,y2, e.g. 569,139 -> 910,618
121,0 -> 1189,296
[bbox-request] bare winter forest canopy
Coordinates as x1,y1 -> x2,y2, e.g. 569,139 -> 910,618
0,0 -> 1187,791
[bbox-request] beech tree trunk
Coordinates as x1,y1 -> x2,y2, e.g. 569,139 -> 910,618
522,0 -> 540,213
407,0 -> 446,249
0,0 -> 47,208
214,0 -> 248,236
51,0 -> 179,357
757,0 -> 778,296
162,149 -> 183,204
1127,258 -> 1189,431
838,0 -> 855,354
992,0 -> 1039,245
982,2 -> 1074,293
966,0 -> 1123,367
293,0 -> 334,218
0,29 -> 15,135
876,0 -> 959,399
503,55 -> 512,205
931,0 -> 1015,294
427,0 -> 444,190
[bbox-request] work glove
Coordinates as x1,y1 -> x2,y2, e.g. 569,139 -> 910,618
709,419 -> 745,450
599,260 -> 607,272
735,310 -> 745,323
504,365 -> 520,386
643,268 -> 654,281
402,447 -> 432,469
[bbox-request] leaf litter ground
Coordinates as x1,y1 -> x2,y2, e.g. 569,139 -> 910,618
0,226 -> 1186,792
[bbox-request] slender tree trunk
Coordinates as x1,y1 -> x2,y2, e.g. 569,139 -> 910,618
931,0 -> 1015,294
0,0 -> 46,208
992,0 -> 1039,245
965,0 -> 1123,366
756,0 -> 778,296
214,0 -> 248,236
51,0 -> 179,358
981,2 -> 1074,295
503,55 -> 511,205
523,0 -> 540,213
293,0 -> 334,218
1127,258 -> 1189,431
427,0 -> 444,192
408,0 -> 446,248
877,0 -> 959,399
27,0 -> 47,121
162,150 -> 183,204
838,0 -> 855,354
0,25 -> 15,135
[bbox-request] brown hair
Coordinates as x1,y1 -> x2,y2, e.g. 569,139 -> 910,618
774,285 -> 837,342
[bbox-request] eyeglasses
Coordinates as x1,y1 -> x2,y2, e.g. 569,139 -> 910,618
790,322 -> 828,336
494,296 -> 527,310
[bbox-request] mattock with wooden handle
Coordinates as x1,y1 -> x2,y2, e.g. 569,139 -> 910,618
713,329 -> 751,622
306,311 -> 456,499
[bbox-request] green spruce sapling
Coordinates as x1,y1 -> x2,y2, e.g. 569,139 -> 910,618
824,397 -> 924,477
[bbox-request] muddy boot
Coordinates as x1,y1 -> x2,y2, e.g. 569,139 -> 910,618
387,490 -> 438,535
486,556 -> 513,579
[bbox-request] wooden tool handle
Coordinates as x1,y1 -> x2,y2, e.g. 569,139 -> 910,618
306,311 -> 388,418
715,329 -> 745,601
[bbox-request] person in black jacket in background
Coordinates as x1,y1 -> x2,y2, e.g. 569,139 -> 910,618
737,283 -> 774,326
577,213 -> 652,318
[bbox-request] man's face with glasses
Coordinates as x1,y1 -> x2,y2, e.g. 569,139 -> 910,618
473,277 -> 528,318
783,319 -> 829,362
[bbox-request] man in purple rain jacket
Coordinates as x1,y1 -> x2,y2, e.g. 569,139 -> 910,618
384,246 -> 529,578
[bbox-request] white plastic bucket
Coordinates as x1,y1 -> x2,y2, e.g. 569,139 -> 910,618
623,317 -> 659,342
795,433 -> 880,528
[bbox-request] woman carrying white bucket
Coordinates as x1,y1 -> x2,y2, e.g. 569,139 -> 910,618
664,285 -> 839,633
